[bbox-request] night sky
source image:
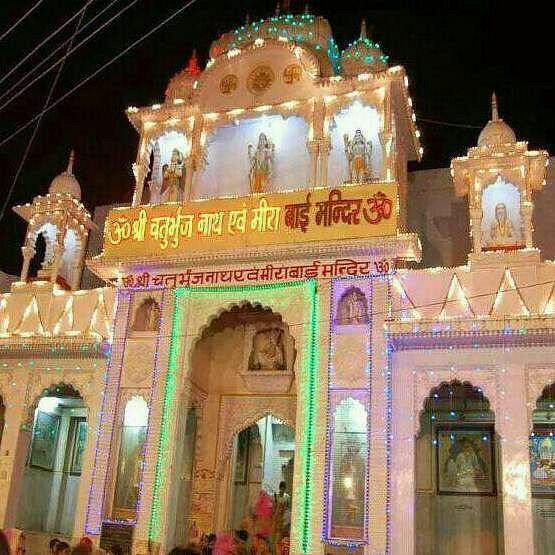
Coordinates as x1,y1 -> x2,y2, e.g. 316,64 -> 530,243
0,0 -> 552,275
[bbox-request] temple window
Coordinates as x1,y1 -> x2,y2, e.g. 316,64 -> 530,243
112,396 -> 149,520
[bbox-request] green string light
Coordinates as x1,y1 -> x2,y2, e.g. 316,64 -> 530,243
148,280 -> 319,554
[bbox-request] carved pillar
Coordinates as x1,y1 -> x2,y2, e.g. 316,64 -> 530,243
379,130 -> 393,182
50,243 -> 64,284
470,203 -> 482,254
306,140 -> 319,187
186,114 -> 203,200
317,137 -> 332,187
496,365 -> 534,555
132,137 -> 149,206
20,246 -> 34,282
521,199 -> 534,249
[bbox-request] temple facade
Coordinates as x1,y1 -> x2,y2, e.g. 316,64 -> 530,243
0,10 -> 553,555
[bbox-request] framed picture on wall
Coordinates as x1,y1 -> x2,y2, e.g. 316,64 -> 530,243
70,418 -> 87,475
530,430 -> 555,496
436,428 -> 495,495
29,410 -> 60,470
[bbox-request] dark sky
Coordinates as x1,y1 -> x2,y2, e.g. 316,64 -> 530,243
0,0 -> 552,275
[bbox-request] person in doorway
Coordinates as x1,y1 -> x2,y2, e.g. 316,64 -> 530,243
50,538 -> 61,554
272,481 -> 291,550
0,530 -> 11,555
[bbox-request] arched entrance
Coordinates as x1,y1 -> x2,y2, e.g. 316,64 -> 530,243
415,381 -> 501,555
530,382 -> 555,555
169,302 -> 297,549
15,383 -> 87,536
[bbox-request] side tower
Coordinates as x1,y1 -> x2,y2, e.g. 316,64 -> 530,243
13,152 -> 95,290
451,94 -> 548,265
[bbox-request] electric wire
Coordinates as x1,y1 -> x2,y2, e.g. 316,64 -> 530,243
0,0 -> 45,44
0,3 -> 91,223
0,0 -> 121,100
0,0 -> 201,150
0,0 -> 140,114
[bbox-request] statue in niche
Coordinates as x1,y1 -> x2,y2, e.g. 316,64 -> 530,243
248,133 -> 275,193
337,287 -> 369,325
343,129 -> 373,183
248,328 -> 286,371
489,202 -> 515,245
161,148 -> 185,202
132,297 -> 160,332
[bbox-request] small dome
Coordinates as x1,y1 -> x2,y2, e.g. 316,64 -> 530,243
165,50 -> 201,103
49,151 -> 81,200
341,20 -> 388,77
477,93 -> 516,147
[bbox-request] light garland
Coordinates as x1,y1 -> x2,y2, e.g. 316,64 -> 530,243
322,277 -> 372,547
147,280 -> 319,555
85,289 -> 132,535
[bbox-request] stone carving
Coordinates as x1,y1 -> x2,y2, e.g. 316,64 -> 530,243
220,74 -> 238,95
247,65 -> 275,95
132,298 -> 160,332
248,328 -> 285,371
344,129 -> 372,183
248,133 -> 275,193
336,287 -> 369,325
283,64 -> 301,84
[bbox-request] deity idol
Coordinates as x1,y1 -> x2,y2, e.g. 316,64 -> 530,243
249,328 -> 286,371
161,148 -> 185,202
248,133 -> 275,193
344,129 -> 372,183
489,202 -> 515,245
445,439 -> 485,489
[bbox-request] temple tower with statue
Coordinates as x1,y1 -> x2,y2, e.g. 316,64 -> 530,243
0,7 -> 553,555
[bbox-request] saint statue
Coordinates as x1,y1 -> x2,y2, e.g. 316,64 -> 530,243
161,148 -> 185,202
248,328 -> 286,371
344,129 -> 372,183
489,202 -> 515,245
248,133 -> 275,193
132,298 -> 160,332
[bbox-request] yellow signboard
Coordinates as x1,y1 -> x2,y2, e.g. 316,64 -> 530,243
102,182 -> 398,259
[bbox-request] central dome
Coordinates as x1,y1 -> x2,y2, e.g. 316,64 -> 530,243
477,93 -> 516,147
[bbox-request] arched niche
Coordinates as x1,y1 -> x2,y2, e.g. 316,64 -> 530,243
131,297 -> 161,333
112,395 -> 149,521
335,286 -> 369,325
481,176 -> 523,250
327,100 -> 383,186
529,382 -> 555,555
142,130 -> 190,204
326,395 -> 368,543
192,114 -> 310,199
15,382 -> 87,537
415,380 -> 500,555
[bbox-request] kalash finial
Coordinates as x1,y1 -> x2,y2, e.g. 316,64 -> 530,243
275,2 -> 281,16
245,12 -> 250,25
360,18 -> 368,39
491,91 -> 499,121
185,49 -> 201,76
304,3 -> 310,14
66,150 -> 75,175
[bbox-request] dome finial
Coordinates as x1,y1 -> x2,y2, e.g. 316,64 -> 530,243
491,91 -> 499,121
245,12 -> 250,25
67,150 -> 75,175
275,2 -> 281,16
304,3 -> 310,14
360,18 -> 367,39
185,49 -> 201,76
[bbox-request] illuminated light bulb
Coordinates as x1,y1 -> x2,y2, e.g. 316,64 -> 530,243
143,121 -> 156,131
227,108 -> 245,116
173,98 -> 185,105
254,104 -> 271,112
127,106 -> 139,113
324,94 -> 337,104
204,112 -> 219,120
254,38 -> 264,47
151,104 -> 161,110
227,48 -> 241,58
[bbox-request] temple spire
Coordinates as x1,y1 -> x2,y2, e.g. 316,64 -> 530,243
491,91 -> 499,121
360,18 -> 367,39
185,49 -> 201,76
66,150 -> 74,175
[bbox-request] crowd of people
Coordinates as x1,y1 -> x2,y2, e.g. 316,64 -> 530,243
0,482 -> 291,555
